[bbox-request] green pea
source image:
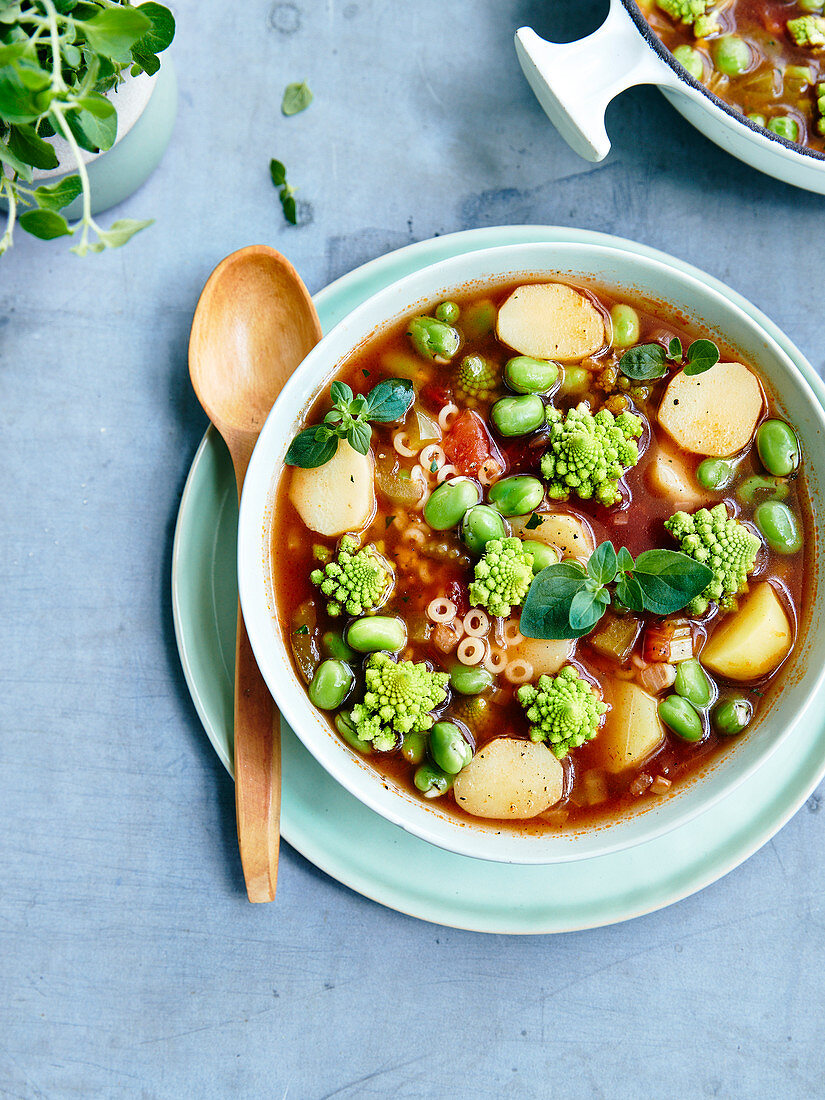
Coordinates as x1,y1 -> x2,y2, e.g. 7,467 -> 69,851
346,615 -> 407,652
460,503 -> 507,554
712,697 -> 753,736
504,356 -> 559,395
713,35 -> 752,77
428,721 -> 473,774
673,659 -> 713,709
450,664 -> 494,695
322,630 -> 357,661
696,458 -> 734,492
309,659 -> 354,710
768,116 -> 799,142
747,112 -> 766,128
610,304 -> 641,348
658,695 -> 704,742
414,762 -> 453,798
335,712 -> 373,754
756,419 -> 800,477
521,539 -> 560,574
673,43 -> 705,81
401,731 -> 427,764
424,477 -> 482,531
490,395 -> 545,437
487,474 -> 545,516
407,315 -> 460,363
558,365 -> 590,397
735,475 -> 789,507
435,300 -> 459,324
753,500 -> 802,555
461,299 -> 496,340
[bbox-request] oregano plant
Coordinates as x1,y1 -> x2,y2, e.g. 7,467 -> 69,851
0,0 -> 175,257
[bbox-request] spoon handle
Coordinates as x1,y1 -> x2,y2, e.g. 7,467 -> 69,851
233,600 -> 280,902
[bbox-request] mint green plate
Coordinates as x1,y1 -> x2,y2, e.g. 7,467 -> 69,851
172,226 -> 825,933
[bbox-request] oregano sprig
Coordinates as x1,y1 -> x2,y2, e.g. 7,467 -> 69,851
519,540 -> 713,641
0,1 -> 175,257
285,377 -> 415,469
618,337 -> 720,382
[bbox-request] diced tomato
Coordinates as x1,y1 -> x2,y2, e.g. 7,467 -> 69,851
419,380 -> 452,411
444,410 -> 504,477
446,579 -> 469,618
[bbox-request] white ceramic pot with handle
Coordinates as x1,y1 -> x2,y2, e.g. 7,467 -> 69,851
515,0 -> 825,194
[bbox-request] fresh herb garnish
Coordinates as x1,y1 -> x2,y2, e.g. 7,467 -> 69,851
293,624 -> 309,635
525,513 -> 544,531
619,338 -> 720,382
285,377 -> 415,469
430,459 -> 438,473
0,1 -> 174,257
269,158 -> 297,224
520,540 -> 713,641
281,81 -> 313,116
385,515 -> 395,529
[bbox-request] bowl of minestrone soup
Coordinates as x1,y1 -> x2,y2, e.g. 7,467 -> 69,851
238,239 -> 825,864
515,0 -> 825,194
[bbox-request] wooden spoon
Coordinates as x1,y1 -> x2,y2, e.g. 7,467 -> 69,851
189,246 -> 322,901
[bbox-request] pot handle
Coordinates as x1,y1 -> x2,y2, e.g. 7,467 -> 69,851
515,0 -> 681,162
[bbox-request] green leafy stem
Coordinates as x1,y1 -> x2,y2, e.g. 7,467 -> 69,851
520,540 -> 714,641
0,0 -> 175,257
618,337 -> 720,382
285,377 -> 415,469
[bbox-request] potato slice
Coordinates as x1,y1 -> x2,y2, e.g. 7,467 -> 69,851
289,440 -> 375,536
510,510 -> 594,563
453,738 -> 564,819
599,679 -> 664,774
658,362 -> 763,457
511,637 -> 574,677
496,283 -> 605,363
646,445 -> 709,510
701,582 -> 792,681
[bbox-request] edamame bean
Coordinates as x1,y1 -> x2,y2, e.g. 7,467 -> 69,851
673,658 -> 713,709
435,300 -> 459,324
460,504 -> 507,554
450,664 -> 494,696
712,697 -> 753,736
504,356 -> 559,394
558,365 -> 590,397
335,712 -> 373,754
753,500 -> 802,555
673,43 -> 705,81
756,419 -> 800,477
309,659 -> 354,710
322,630 -> 357,661
407,315 -> 460,363
658,695 -> 704,742
713,35 -> 751,77
487,475 -> 544,516
424,477 -> 481,531
346,615 -> 407,652
414,762 -> 453,798
429,722 -> 473,774
799,0 -> 824,11
696,458 -> 734,492
401,731 -> 427,764
768,116 -> 799,142
610,304 -> 641,348
735,475 -> 789,507
490,395 -> 545,437
521,539 -> 560,574
785,65 -> 813,89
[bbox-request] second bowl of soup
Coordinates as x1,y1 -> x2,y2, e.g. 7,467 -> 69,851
238,240 -> 825,864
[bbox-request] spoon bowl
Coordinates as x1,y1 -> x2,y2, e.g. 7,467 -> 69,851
188,245 -> 321,900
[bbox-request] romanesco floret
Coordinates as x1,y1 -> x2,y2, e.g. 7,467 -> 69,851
540,404 -> 643,507
664,503 -> 761,615
817,83 -> 825,136
309,534 -> 393,617
455,354 -> 499,406
787,15 -> 825,48
656,0 -> 719,35
517,666 -> 607,758
349,652 -> 449,751
469,537 -> 534,618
